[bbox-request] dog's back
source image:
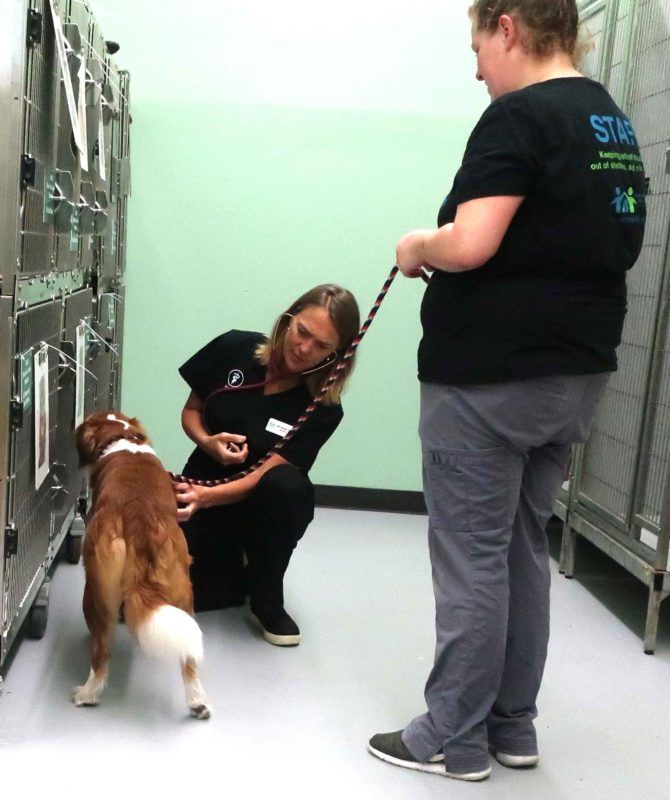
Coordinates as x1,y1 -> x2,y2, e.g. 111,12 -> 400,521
86,450 -> 199,651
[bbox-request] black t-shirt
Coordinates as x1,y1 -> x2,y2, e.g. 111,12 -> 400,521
179,330 -> 343,479
419,77 -> 647,385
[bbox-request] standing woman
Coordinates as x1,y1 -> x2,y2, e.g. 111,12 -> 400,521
369,0 -> 646,782
174,284 -> 360,646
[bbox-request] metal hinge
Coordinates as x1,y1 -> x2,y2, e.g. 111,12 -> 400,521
26,8 -> 43,48
5,525 -> 18,557
10,399 -> 23,430
665,146 -> 670,176
21,154 -> 36,188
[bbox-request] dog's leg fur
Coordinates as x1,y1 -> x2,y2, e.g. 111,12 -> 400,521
123,585 -> 212,720
182,656 -> 212,719
73,536 -> 125,707
176,587 -> 212,720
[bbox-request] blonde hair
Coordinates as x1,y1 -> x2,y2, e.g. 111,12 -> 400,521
469,0 -> 580,60
255,284 -> 360,405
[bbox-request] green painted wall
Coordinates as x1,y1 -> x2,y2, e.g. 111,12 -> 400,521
94,0 -> 487,490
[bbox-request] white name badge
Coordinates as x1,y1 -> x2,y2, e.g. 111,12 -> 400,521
266,418 -> 293,438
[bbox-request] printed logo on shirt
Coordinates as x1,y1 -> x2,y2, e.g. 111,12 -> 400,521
227,369 -> 244,387
588,114 -> 644,176
611,186 -> 645,224
590,114 -> 638,146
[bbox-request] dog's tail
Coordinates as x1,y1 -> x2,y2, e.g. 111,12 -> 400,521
135,605 -> 204,664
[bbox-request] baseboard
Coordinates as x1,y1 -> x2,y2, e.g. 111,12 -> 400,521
314,485 -> 427,515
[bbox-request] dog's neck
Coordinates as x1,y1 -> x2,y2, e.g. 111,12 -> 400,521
100,440 -> 157,459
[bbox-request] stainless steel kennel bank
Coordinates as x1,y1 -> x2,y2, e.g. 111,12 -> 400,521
0,0 -> 130,687
555,0 -> 670,652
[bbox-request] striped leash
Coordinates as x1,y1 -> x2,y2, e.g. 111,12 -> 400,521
169,264 -> 422,487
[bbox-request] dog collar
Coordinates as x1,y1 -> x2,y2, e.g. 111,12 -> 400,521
100,440 -> 157,458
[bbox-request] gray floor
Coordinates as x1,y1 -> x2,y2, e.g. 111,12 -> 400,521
1,507 -> 669,799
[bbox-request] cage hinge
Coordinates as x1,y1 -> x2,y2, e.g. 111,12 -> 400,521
26,8 -> 43,48
5,525 -> 18,557
10,399 -> 24,430
21,154 -> 36,188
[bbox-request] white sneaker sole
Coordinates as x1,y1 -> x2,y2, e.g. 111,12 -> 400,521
249,612 -> 300,646
495,751 -> 539,768
262,629 -> 300,647
368,744 -> 491,781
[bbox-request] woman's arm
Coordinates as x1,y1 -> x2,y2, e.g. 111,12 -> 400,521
181,391 -> 248,465
174,452 -> 290,521
181,391 -> 210,448
396,195 -> 525,276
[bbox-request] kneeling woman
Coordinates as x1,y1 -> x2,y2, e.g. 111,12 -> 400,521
174,284 -> 360,646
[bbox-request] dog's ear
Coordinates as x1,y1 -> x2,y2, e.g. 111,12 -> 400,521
75,417 -> 100,466
128,417 -> 150,444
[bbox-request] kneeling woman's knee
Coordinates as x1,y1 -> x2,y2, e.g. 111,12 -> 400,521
254,464 -> 315,524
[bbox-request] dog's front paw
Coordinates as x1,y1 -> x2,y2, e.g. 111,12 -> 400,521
72,686 -> 100,706
189,703 -> 212,720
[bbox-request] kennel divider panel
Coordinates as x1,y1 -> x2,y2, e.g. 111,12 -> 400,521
626,1 -> 670,568
0,296 -> 15,670
2,298 -> 61,663
573,0 -> 670,556
19,0 -> 61,282
51,287 -> 92,548
109,285 -> 125,410
52,0 -> 83,276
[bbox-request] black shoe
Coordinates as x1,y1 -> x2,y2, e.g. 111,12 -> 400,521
250,606 -> 300,647
368,730 -> 491,781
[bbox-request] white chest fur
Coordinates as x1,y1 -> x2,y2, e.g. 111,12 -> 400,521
100,440 -> 157,458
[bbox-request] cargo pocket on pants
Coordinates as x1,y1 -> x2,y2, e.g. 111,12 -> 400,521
423,447 -> 513,532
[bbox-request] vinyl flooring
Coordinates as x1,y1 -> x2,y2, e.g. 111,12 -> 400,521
1,508 -> 669,800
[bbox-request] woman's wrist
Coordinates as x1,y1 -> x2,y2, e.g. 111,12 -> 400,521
200,434 -> 217,458
200,485 -> 215,509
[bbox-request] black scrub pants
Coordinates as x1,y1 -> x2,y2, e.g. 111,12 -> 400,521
180,464 -> 315,615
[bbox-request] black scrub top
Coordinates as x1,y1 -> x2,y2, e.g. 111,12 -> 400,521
179,330 -> 343,480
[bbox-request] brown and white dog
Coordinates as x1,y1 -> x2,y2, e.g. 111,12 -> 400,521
73,411 -> 211,719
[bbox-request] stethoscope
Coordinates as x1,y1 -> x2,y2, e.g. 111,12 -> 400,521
169,264 -> 431,486
209,315 -> 337,388
199,313 -> 340,422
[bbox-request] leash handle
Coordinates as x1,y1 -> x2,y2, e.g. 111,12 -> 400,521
170,265 -> 404,487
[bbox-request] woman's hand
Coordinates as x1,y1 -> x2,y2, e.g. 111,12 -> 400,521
174,481 -> 211,522
396,229 -> 433,277
203,432 -> 248,465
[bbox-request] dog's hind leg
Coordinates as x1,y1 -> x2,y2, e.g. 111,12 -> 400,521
182,657 -> 212,720
72,586 -> 117,706
73,537 -> 125,707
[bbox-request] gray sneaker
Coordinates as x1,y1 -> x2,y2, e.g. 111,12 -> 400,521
368,730 -> 491,781
493,749 -> 539,768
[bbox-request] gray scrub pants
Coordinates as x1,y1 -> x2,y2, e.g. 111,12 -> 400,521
403,373 -> 609,776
